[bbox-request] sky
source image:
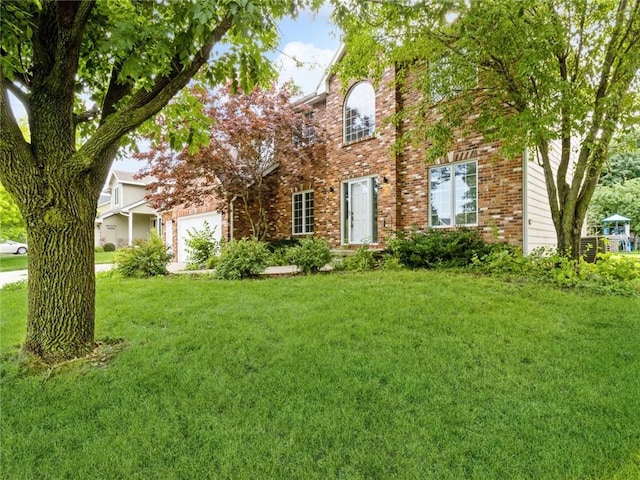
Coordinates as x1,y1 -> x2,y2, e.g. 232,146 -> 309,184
9,5 -> 342,175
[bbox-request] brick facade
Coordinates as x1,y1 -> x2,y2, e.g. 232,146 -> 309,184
167,54 -> 528,251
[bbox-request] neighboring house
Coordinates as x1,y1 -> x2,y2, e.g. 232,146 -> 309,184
96,170 -> 161,247
163,45 -> 568,257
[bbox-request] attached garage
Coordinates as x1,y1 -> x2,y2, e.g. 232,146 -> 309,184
176,212 -> 222,263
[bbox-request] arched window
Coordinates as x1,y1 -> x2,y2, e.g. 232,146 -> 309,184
343,81 -> 375,143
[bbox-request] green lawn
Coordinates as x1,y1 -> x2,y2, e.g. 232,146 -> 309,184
1,270 -> 639,479
0,251 -> 116,272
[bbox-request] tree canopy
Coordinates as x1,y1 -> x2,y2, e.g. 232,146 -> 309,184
138,82 -> 322,240
331,0 -> 640,257
588,128 -> 640,239
599,128 -> 640,186
0,0 -> 320,363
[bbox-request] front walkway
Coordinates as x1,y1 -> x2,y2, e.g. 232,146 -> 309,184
0,263 -> 301,288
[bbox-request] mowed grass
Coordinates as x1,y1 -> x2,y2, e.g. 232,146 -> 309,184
0,251 -> 116,272
1,270 -> 639,479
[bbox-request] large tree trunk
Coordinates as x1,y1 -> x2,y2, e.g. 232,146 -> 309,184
22,181 -> 100,364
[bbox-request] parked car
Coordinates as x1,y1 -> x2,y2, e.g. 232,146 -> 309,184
0,240 -> 28,254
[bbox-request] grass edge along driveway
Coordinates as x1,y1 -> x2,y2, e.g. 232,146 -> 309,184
1,270 -> 639,479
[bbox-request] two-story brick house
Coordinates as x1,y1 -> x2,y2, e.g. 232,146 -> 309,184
163,45 -> 561,259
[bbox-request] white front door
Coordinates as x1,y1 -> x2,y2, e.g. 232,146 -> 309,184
350,179 -> 371,244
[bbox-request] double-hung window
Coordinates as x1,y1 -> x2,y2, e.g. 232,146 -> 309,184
429,160 -> 478,227
293,190 -> 314,234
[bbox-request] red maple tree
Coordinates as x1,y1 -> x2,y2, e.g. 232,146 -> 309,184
137,83 -> 322,239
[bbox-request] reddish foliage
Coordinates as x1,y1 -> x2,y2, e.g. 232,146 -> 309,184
136,83 -> 322,239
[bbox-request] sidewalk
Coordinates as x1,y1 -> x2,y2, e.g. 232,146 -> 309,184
0,263 -> 302,288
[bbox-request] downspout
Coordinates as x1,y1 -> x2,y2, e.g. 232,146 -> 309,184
128,212 -> 134,246
522,148 -> 529,254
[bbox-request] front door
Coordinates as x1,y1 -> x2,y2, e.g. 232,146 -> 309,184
350,179 -> 371,244
343,177 -> 378,244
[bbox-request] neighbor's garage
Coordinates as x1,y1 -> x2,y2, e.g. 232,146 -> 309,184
176,212 -> 222,263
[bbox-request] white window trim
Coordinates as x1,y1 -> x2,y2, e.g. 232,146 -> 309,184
429,159 -> 478,228
292,190 -> 314,235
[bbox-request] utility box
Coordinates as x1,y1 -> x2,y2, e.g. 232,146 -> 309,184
580,237 -> 608,263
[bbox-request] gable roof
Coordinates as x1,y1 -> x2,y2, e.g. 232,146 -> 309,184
107,170 -> 155,188
296,44 -> 346,107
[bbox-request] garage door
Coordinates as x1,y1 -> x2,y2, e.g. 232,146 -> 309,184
176,212 -> 222,263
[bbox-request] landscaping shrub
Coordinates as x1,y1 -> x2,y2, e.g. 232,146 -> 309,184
472,246 -> 640,295
115,232 -> 172,278
94,246 -> 104,253
214,238 -> 270,280
387,228 -> 497,269
335,246 -> 378,272
184,221 -> 219,269
378,253 -> 404,271
103,242 -> 116,252
286,236 -> 332,274
267,238 -> 301,266
205,255 -> 220,270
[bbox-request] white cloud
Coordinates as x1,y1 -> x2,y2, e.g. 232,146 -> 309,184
274,41 -> 335,97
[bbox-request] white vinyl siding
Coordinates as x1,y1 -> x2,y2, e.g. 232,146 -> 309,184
523,144 -> 563,253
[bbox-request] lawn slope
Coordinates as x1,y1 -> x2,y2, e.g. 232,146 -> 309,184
1,270 -> 639,479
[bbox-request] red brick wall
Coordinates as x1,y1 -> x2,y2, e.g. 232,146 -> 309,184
180,64 -> 525,250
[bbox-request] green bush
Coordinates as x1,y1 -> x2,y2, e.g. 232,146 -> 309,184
94,246 -> 104,253
205,255 -> 220,270
115,232 -> 172,278
267,238 -> 301,252
387,228 -> 497,269
286,236 -> 332,274
184,221 -> 219,268
378,253 -> 404,271
472,246 -> 640,295
214,238 -> 270,280
267,238 -> 301,266
103,242 -> 116,252
335,246 -> 378,272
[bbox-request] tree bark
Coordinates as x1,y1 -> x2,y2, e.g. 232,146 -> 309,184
22,178 -> 99,363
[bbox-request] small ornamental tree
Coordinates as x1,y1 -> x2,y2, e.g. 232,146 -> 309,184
331,0 -> 640,259
138,83 -> 323,240
0,0 -> 321,363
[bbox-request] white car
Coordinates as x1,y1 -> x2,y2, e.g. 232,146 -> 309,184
0,240 -> 28,254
